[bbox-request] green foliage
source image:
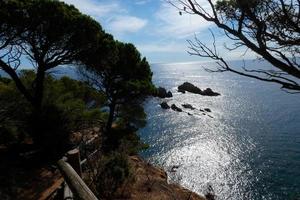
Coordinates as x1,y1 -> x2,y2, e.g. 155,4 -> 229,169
95,152 -> 131,198
0,0 -> 103,64
215,0 -> 271,18
27,103 -> 71,158
0,71 -> 105,157
43,75 -> 106,131
117,104 -> 147,130
82,39 -> 155,132
0,0 -> 153,161
0,75 -> 31,144
0,0 -> 105,111
104,126 -> 149,155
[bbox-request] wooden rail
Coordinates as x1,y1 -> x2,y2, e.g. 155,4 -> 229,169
57,159 -> 98,200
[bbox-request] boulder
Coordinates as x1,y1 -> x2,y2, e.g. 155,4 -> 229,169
201,88 -> 220,96
156,87 -> 167,98
166,91 -> 173,98
182,104 -> 195,110
178,88 -> 186,93
171,104 -> 182,112
178,82 -> 202,94
156,87 -> 173,98
177,82 -> 220,96
160,102 -> 170,109
204,108 -> 211,112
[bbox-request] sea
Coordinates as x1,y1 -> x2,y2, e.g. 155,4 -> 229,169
1,60 -> 299,200
138,60 -> 300,200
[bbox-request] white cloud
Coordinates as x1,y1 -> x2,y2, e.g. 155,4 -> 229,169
61,0 -> 123,19
154,1 -> 213,38
135,0 -> 151,5
108,16 -> 148,33
136,42 -> 187,53
62,0 -> 147,35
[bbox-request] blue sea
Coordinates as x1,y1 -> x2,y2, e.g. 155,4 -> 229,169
139,61 -> 300,200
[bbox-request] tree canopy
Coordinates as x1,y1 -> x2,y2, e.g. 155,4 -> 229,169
171,0 -> 300,92
0,70 -> 106,155
0,0 -> 154,156
80,38 -> 155,132
0,0 -> 104,109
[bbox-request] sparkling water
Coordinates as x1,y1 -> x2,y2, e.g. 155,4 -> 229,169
139,61 -> 300,200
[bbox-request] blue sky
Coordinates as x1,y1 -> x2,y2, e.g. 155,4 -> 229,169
61,0 -> 256,64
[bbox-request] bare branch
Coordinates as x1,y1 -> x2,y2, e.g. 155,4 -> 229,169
171,0 -> 300,91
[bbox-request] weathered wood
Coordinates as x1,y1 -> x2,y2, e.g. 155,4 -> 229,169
57,159 -> 98,200
66,149 -> 82,177
63,182 -> 73,200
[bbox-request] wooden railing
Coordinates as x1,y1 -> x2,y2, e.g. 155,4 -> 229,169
56,134 -> 101,200
57,158 -> 98,200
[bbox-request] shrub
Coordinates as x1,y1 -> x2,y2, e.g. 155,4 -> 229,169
26,104 -> 72,159
95,152 -> 131,198
0,71 -> 106,159
103,126 -> 149,155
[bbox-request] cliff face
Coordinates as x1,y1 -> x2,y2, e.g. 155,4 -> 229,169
124,156 -> 206,200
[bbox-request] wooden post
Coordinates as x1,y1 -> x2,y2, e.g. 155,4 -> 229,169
57,159 -> 98,200
66,149 -> 82,177
63,182 -> 73,200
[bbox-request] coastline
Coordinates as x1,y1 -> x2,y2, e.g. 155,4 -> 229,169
125,155 -> 206,200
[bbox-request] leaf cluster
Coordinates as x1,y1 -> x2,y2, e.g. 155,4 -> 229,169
0,71 -> 105,149
81,37 -> 155,130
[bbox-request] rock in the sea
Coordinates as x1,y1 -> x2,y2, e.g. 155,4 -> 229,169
156,87 -> 167,98
204,108 -> 211,112
171,104 -> 182,112
182,104 -> 195,110
178,82 -> 220,96
160,102 -> 170,109
178,88 -> 186,93
201,88 -> 220,96
156,87 -> 172,98
166,91 -> 173,98
178,82 -> 202,94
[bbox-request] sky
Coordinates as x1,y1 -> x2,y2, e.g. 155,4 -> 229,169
60,0 -> 256,64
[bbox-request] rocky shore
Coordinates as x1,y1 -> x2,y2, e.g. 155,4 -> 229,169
125,156 -> 206,200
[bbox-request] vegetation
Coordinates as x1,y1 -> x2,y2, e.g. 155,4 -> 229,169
0,0 -> 107,151
0,0 -> 155,198
93,152 -> 131,198
0,0 -> 103,110
171,0 -> 300,92
0,71 -> 106,158
80,38 -> 155,134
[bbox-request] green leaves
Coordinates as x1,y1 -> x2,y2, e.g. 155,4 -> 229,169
0,71 -> 106,147
81,36 -> 155,130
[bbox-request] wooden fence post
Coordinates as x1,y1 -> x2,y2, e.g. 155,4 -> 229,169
57,159 -> 98,200
66,149 -> 82,177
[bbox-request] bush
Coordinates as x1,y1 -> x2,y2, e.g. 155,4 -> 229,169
0,76 -> 31,145
103,126 -> 148,155
0,71 -> 106,158
26,104 -> 72,159
95,152 -> 131,198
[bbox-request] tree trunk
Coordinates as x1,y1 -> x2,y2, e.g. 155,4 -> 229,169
33,66 -> 45,111
106,102 -> 116,133
30,65 -> 46,146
